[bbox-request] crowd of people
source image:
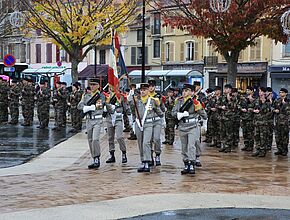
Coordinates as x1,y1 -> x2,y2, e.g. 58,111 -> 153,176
0,75 -> 289,175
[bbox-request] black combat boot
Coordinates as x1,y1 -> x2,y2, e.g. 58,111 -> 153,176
106,151 -> 116,163
252,150 -> 260,157
88,157 -> 100,169
181,161 -> 189,175
195,156 -> 202,167
155,154 -> 161,166
188,161 -> 195,175
122,151 -> 127,163
143,162 -> 150,172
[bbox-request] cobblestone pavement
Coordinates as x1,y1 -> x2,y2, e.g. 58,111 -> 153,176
0,131 -> 289,214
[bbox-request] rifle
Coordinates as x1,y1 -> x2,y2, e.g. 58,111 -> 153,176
81,92 -> 101,118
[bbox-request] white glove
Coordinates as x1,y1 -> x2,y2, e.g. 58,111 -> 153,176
132,121 -> 136,134
161,117 -> 166,127
83,105 -> 96,113
111,105 -> 116,111
177,111 -> 189,120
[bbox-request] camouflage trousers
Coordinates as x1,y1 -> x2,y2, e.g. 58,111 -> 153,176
241,120 -> 254,149
0,103 -> 8,123
55,107 -> 66,127
233,118 -> 240,147
123,112 -> 130,130
37,105 -> 50,127
71,108 -> 82,130
22,104 -> 34,125
164,117 -> 175,144
266,120 -> 274,150
9,104 -> 19,124
211,116 -> 221,146
275,123 -> 289,154
224,119 -> 234,150
205,115 -> 213,142
254,123 -> 268,152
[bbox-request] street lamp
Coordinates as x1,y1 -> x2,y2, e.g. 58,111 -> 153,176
210,0 -> 231,13
141,0 -> 146,83
281,10 -> 290,35
94,23 -> 104,77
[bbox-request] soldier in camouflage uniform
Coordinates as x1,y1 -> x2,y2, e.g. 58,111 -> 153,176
52,81 -> 67,130
163,88 -> 175,145
148,79 -> 166,166
239,86 -> 255,152
68,82 -> 83,132
132,83 -> 164,172
265,87 -> 275,151
231,88 -> 240,148
127,83 -> 137,140
21,77 -> 35,126
208,86 -> 222,148
203,88 -> 214,143
0,77 -> 9,124
172,84 -> 207,175
273,88 -> 289,156
104,86 -> 128,164
36,80 -> 51,129
8,79 -> 21,124
123,89 -> 131,132
252,87 -> 272,157
78,79 -> 106,169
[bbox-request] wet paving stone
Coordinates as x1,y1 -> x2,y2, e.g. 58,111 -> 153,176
0,124 -> 75,168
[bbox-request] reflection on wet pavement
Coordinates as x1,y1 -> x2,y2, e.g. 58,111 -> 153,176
0,124 -> 75,168
122,208 -> 290,220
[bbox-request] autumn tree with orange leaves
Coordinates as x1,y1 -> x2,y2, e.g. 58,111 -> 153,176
156,0 -> 289,86
22,0 -> 139,82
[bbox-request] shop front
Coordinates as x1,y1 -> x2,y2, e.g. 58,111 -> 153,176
211,62 -> 268,92
269,65 -> 290,93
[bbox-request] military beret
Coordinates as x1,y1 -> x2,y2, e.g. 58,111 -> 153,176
56,81 -> 61,84
246,86 -> 254,91
193,81 -> 201,86
11,79 -> 18,84
259,87 -> 267,92
39,80 -> 45,85
140,83 -> 149,89
206,88 -> 214,93
130,83 -> 136,88
61,82 -> 67,86
266,87 -> 273,92
231,88 -> 238,93
148,79 -> 156,86
168,88 -> 175,92
182,83 -> 195,91
125,88 -> 130,92
72,82 -> 79,89
224,84 -> 232,89
280,88 -> 288,93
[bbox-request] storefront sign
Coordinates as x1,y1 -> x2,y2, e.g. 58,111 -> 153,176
269,66 -> 290,73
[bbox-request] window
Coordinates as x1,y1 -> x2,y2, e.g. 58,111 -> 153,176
185,41 -> 198,61
250,38 -> 261,61
0,45 -> 3,60
283,37 -> 290,57
131,46 -> 147,65
46,43 -> 52,63
36,44 -> 41,63
165,42 -> 174,62
36,29 -> 42,36
153,40 -> 160,58
14,44 -> 20,59
99,50 -> 106,64
207,41 -> 217,56
56,45 -> 60,61
152,13 -> 161,35
60,49 -> 68,62
137,30 -> 143,42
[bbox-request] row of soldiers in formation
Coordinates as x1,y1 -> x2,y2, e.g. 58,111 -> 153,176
79,78 -> 206,174
203,84 -> 289,157
0,75 -> 83,132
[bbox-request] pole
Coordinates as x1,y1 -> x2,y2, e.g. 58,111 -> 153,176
141,0 -> 146,83
94,45 -> 97,77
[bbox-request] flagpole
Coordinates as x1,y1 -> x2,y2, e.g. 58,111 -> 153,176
141,0 -> 146,83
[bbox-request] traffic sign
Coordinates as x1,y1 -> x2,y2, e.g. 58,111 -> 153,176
3,54 -> 16,67
4,67 -> 15,72
56,61 -> 62,67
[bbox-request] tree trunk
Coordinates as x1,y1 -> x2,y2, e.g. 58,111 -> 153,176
224,51 -> 239,87
227,58 -> 238,87
71,58 -> 79,83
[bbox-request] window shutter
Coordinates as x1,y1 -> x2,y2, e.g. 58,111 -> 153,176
180,43 -> 184,61
161,43 -> 165,63
36,44 -> 41,63
194,41 -> 198,60
256,39 -> 261,60
169,42 -> 174,61
145,46 -> 148,64
56,45 -> 60,61
46,43 -> 52,63
131,47 -> 136,65
250,44 -> 255,60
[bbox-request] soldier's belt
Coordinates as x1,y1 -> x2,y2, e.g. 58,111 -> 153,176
152,116 -> 161,121
89,115 -> 102,120
183,118 -> 198,123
